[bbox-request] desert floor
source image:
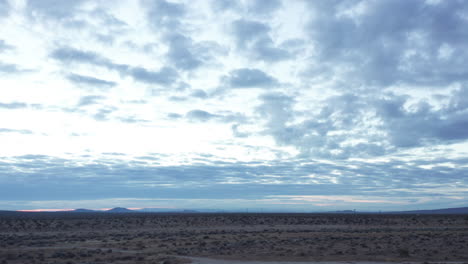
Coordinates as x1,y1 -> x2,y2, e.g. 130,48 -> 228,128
0,212 -> 467,264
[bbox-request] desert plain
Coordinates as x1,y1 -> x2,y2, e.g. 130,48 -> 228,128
0,212 -> 467,264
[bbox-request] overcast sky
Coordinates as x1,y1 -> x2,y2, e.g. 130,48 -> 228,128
1,0 -> 467,211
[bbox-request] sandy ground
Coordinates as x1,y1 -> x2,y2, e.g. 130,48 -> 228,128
187,257 -> 467,264
188,257 -> 390,264
0,212 -> 467,263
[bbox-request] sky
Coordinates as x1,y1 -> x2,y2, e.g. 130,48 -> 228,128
1,0 -> 467,212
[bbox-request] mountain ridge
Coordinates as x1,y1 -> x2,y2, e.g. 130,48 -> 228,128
3,206 -> 468,214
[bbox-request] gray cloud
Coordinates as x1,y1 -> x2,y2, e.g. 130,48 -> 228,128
0,62 -> 23,74
374,87 -> 468,147
164,33 -> 224,71
51,47 -> 111,66
258,86 -> 468,158
0,0 -> 10,17
231,19 -> 291,62
168,89 -> 211,102
186,109 -> 217,122
93,106 -> 117,121
0,40 -> 13,52
90,8 -> 128,29
117,116 -> 149,124
0,154 -> 466,210
190,89 -> 208,99
52,46 -> 179,85
232,19 -> 270,49
256,92 -> 388,158
26,0 -> 86,20
0,102 -> 28,109
211,0 -> 282,15
145,0 -> 186,30
168,96 -> 187,102
77,95 -> 105,107
165,33 -> 202,70
231,124 -> 249,138
186,109 -> 245,123
167,113 -> 182,119
305,0 -> 468,87
251,37 -> 291,62
164,33 -> 226,70
129,66 -> 178,85
67,73 -> 116,89
247,0 -> 282,15
224,68 -> 278,88
68,97 -> 117,122
211,0 -> 241,12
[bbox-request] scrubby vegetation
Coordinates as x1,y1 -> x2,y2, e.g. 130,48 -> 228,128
0,212 -> 467,263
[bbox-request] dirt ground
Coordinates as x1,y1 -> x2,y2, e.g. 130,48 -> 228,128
0,212 -> 467,264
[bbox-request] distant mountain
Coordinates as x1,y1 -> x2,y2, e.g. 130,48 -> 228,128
106,207 -> 134,213
2,206 -> 467,214
325,210 -> 358,214
72,208 -> 96,213
135,208 -> 224,213
395,207 -> 468,214
135,208 -> 195,213
135,208 -> 177,213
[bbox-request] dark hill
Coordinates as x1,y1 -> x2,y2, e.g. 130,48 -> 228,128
72,209 -> 96,213
106,207 -> 134,213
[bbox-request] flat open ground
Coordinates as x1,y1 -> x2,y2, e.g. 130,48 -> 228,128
0,212 -> 467,263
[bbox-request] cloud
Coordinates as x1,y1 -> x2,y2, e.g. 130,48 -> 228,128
305,0 -> 468,87
1,0 -> 467,211
247,0 -> 282,15
211,0 -> 241,12
0,128 -> 33,134
164,33 -> 224,71
186,109 -> 245,123
51,46 -> 179,85
0,62 -> 24,74
167,113 -> 182,119
67,73 -> 116,89
0,154 -> 466,210
224,68 -> 278,88
256,92 -> 388,158
374,87 -> 468,147
190,89 -> 208,99
231,19 -> 291,62
0,102 -> 28,109
51,47 -> 111,66
26,0 -> 86,20
0,0 -> 10,17
251,37 -> 291,62
93,106 -> 116,121
231,124 -> 249,138
165,33 -> 202,70
117,116 -> 149,124
145,0 -> 186,30
77,95 -> 105,107
168,89 -> 212,102
232,19 -> 270,49
89,8 -> 128,30
0,40 -> 14,52
129,66 -> 178,85
186,109 -> 217,122
256,86 -> 468,159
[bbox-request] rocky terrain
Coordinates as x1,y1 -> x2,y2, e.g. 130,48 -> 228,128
0,212 -> 467,263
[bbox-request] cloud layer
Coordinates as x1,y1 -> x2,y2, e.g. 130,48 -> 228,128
0,0 -> 466,210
